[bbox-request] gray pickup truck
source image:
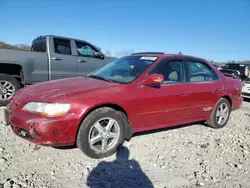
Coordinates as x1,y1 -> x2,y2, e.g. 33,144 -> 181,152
0,35 -> 116,106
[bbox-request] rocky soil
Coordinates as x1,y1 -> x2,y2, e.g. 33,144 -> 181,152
0,101 -> 250,188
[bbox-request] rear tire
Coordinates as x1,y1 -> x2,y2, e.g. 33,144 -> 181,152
76,107 -> 125,159
0,74 -> 21,106
206,98 -> 231,129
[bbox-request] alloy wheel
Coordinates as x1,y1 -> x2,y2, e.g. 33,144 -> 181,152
216,103 -> 229,125
88,117 -> 120,152
0,81 -> 15,101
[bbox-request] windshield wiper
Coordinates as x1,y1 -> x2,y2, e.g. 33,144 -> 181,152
87,75 -> 113,82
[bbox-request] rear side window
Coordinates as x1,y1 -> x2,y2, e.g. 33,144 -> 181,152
54,38 -> 72,55
31,37 -> 46,52
187,61 -> 219,82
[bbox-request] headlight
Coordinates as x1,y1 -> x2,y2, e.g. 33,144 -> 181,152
22,102 -> 71,116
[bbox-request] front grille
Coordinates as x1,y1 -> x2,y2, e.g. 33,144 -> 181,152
242,92 -> 250,97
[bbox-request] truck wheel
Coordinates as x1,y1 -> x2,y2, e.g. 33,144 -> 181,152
0,74 -> 21,106
206,98 -> 231,129
76,107 -> 125,159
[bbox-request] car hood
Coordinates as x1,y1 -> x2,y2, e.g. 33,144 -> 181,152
13,76 -> 118,103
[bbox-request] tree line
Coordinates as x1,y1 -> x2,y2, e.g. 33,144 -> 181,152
0,41 -> 31,51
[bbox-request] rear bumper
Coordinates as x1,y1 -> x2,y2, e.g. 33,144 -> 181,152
7,109 -> 80,147
232,96 -> 243,111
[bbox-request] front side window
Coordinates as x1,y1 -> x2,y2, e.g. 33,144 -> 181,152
54,38 -> 72,55
87,56 -> 157,83
75,41 -> 97,57
150,60 -> 184,84
187,61 -> 219,82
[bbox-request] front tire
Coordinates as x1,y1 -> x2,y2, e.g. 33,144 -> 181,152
0,74 -> 21,106
76,107 -> 125,159
206,98 -> 231,129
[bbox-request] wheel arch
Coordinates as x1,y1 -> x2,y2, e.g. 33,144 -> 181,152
0,63 -> 24,85
75,103 -> 132,144
206,96 -> 232,129
221,95 -> 232,106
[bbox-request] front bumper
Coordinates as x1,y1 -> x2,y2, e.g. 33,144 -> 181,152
242,92 -> 250,99
7,109 -> 79,147
241,83 -> 250,99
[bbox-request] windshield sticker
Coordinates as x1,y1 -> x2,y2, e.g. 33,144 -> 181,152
144,61 -> 154,65
140,56 -> 158,61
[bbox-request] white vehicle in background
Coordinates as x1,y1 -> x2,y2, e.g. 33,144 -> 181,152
242,79 -> 250,99
241,65 -> 250,99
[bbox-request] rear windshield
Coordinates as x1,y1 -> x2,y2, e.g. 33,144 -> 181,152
31,37 -> 46,52
226,63 -> 246,71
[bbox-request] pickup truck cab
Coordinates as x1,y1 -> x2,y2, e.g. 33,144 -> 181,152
0,35 -> 115,106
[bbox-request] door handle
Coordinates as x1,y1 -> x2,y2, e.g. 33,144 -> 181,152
52,57 -> 62,60
180,92 -> 189,96
78,59 -> 86,63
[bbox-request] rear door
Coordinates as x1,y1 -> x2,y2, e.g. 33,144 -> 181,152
49,37 -> 77,80
183,58 -> 223,120
73,40 -> 109,76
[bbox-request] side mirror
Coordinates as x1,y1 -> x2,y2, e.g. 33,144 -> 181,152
94,52 -> 105,59
141,74 -> 164,85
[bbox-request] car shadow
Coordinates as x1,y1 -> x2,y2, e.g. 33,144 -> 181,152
133,121 -> 205,138
86,146 -> 154,188
53,121 -> 206,150
53,145 -> 77,150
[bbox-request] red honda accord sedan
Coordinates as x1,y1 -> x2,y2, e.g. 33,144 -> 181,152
5,52 -> 242,158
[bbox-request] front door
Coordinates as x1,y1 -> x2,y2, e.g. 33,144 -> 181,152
73,40 -> 110,76
49,37 -> 77,80
132,58 -> 190,128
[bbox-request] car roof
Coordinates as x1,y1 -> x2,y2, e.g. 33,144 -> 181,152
130,52 -> 209,62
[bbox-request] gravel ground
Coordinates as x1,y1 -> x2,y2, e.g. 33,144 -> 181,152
0,101 -> 250,188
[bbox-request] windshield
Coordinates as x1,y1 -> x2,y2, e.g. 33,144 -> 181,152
87,56 -> 158,84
